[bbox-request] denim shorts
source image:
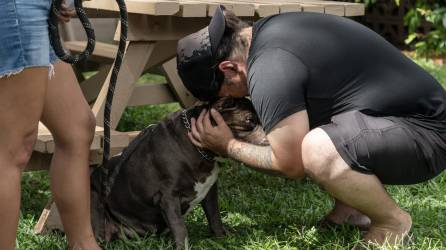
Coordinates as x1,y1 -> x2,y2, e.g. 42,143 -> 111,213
0,0 -> 58,79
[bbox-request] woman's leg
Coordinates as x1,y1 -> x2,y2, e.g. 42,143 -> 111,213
40,61 -> 100,249
0,68 -> 48,250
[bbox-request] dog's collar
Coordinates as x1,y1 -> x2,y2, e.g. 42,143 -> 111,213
181,109 -> 215,162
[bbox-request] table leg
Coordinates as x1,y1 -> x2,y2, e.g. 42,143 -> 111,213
80,64 -> 113,105
34,199 -> 63,234
163,58 -> 197,108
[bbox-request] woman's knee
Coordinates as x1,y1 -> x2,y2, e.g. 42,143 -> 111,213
53,111 -> 96,150
2,128 -> 39,170
301,128 -> 341,182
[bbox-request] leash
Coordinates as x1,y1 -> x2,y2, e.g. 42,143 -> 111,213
48,0 -> 128,216
48,0 -> 128,166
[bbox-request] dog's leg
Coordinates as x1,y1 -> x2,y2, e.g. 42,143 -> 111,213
200,182 -> 226,237
160,195 -> 189,250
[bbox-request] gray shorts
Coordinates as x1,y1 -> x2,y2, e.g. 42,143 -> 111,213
320,110 -> 446,185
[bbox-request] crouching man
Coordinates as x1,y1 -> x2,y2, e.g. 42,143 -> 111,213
176,6 -> 446,248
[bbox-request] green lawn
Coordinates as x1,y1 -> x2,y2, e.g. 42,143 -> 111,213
19,57 -> 446,249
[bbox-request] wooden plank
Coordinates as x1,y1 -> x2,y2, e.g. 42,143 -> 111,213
92,41 -> 155,128
142,40 -> 178,71
79,64 -> 112,104
300,4 -> 324,13
322,5 -> 344,16
83,0 -> 180,16
177,1 -> 207,17
44,128 -> 102,153
207,2 -> 230,17
97,130 -> 130,150
85,7 -> 120,18
128,83 -> 176,106
162,58 -> 197,108
35,123 -> 52,153
248,0 -> 301,14
341,2 -> 365,16
297,0 -> 344,16
119,15 -> 209,41
84,0 -> 363,17
35,125 -> 116,154
254,3 -> 280,17
27,150 -> 101,171
34,199 -> 63,235
278,3 -> 302,13
233,0 -> 280,17
65,41 -> 117,61
206,0 -> 256,17
41,127 -> 102,154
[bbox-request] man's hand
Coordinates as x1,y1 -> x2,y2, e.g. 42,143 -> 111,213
188,109 -> 235,156
55,0 -> 77,23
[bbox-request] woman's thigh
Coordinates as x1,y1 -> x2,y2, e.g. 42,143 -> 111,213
40,61 -> 95,145
0,68 -> 48,155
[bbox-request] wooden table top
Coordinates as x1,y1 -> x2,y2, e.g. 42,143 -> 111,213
83,0 -> 365,17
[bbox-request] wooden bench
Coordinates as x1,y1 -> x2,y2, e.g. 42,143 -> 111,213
65,41 -> 117,63
28,123 -> 137,171
30,123 -> 140,234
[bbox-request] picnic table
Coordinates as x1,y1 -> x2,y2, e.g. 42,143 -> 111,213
28,0 -> 364,235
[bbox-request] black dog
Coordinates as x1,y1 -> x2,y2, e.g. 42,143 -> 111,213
90,97 -> 266,249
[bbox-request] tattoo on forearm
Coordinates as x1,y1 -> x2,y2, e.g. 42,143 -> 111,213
228,141 -> 274,170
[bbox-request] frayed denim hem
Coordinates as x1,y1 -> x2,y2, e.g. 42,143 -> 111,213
0,63 -> 56,80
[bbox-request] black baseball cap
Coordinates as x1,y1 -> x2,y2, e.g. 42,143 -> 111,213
177,5 -> 226,101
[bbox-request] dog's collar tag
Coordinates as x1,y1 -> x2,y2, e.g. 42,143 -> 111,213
181,109 -> 215,162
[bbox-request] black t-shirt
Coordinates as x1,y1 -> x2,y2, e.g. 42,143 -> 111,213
248,12 -> 446,134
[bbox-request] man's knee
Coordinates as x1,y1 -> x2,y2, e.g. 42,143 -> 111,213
301,128 -> 343,183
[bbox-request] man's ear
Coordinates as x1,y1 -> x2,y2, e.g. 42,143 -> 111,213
218,61 -> 237,75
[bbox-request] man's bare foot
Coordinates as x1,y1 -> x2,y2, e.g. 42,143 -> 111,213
322,200 -> 371,230
353,211 -> 412,249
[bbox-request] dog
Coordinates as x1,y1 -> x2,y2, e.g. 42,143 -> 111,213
90,97 -> 267,249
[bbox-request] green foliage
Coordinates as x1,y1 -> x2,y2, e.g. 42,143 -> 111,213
352,0 -> 446,57
404,1 -> 446,57
116,103 -> 180,132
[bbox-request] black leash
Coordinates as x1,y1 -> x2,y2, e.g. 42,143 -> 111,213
48,0 -> 128,207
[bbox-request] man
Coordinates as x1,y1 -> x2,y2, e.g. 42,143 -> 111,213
176,6 -> 446,248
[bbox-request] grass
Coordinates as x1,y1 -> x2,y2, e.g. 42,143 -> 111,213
19,56 -> 446,249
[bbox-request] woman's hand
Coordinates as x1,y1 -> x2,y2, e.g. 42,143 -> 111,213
55,0 -> 76,23
188,109 -> 235,156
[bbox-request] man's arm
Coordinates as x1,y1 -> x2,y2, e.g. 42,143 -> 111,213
227,141 -> 273,170
188,109 -> 309,179
227,110 -> 309,179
